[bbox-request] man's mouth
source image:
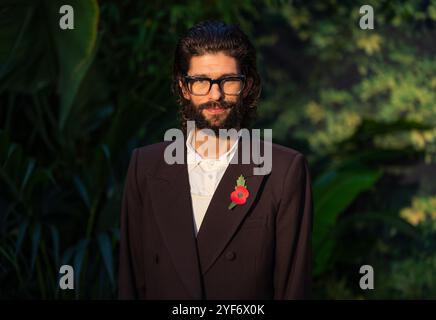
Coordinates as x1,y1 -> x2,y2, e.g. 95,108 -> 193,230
205,107 -> 226,114
203,105 -> 228,114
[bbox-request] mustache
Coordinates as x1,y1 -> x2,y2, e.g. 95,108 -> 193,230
198,100 -> 234,111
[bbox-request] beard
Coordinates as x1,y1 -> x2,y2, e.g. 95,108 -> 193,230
183,98 -> 245,136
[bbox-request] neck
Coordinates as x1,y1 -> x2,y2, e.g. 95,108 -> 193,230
192,127 -> 239,159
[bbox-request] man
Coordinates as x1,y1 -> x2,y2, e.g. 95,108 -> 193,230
118,20 -> 313,300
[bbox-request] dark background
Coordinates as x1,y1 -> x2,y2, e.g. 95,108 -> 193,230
1,0 -> 435,299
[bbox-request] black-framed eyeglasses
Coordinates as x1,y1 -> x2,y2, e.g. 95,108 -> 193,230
183,74 -> 246,96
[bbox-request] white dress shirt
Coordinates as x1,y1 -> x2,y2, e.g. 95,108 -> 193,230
186,129 -> 241,236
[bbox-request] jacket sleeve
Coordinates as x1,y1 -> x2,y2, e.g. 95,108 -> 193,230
118,148 -> 142,299
273,153 -> 313,300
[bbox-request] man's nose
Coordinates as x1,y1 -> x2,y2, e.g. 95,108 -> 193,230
209,83 -> 222,100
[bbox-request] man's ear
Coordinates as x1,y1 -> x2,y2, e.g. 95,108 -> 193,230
179,79 -> 190,100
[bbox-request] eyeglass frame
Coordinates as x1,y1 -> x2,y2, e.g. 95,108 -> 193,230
183,74 -> 246,96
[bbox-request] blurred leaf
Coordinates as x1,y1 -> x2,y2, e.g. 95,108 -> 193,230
335,211 -> 423,242
15,221 -> 28,255
101,144 -> 111,163
0,243 -> 19,272
44,0 -> 100,129
61,246 -> 75,266
73,238 -> 89,292
0,1 -> 99,126
30,223 -> 41,272
0,2 -> 55,93
339,118 -> 434,148
20,159 -> 35,193
313,168 -> 382,276
73,176 -> 91,210
0,2 -> 32,75
4,143 -> 19,169
49,225 -> 60,268
97,232 -> 115,288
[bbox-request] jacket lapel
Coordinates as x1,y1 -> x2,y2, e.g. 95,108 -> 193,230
148,132 -> 269,298
148,141 -> 203,299
196,136 -> 268,275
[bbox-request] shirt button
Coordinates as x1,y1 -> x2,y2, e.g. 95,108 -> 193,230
225,251 -> 236,261
208,174 -> 213,179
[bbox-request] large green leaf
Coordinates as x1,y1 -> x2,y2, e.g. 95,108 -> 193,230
313,168 -> 382,276
0,2 -> 56,93
0,0 -> 99,129
45,0 -> 100,129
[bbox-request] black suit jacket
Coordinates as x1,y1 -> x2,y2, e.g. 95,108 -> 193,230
118,136 -> 313,299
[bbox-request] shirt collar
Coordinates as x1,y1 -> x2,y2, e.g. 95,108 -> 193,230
186,128 -> 241,166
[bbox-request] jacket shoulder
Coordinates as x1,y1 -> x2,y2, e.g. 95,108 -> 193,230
136,141 -> 171,156
270,142 -> 304,158
268,141 -> 307,169
132,141 -> 172,175
259,141 -> 310,206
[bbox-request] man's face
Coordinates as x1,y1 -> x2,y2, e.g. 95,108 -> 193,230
180,52 -> 244,134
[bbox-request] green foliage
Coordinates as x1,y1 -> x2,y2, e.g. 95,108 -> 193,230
374,254 -> 436,299
313,167 -> 382,276
51,0 -> 99,129
0,0 -> 259,299
0,0 -> 435,299
255,1 -> 435,293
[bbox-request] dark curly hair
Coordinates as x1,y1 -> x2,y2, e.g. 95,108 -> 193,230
172,20 -> 261,134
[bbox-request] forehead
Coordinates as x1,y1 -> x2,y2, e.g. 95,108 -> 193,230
188,52 -> 239,77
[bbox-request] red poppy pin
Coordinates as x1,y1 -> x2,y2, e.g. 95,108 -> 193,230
228,175 -> 249,210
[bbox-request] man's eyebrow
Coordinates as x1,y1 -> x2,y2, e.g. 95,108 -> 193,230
190,73 -> 240,78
